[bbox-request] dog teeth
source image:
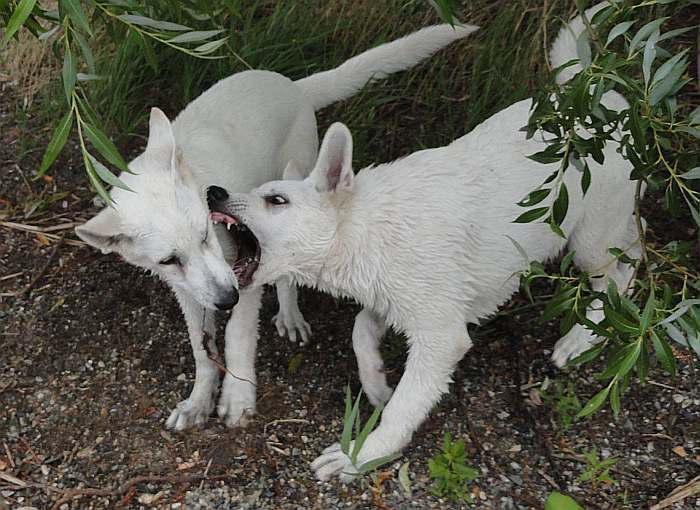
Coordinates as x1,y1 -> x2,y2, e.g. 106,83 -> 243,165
226,223 -> 231,230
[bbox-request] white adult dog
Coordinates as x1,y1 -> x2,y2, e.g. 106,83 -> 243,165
209,3 -> 640,480
75,24 -> 478,431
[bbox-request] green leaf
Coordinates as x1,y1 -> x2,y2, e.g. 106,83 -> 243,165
679,167 -> 700,180
642,29 -> 659,86
606,20 -> 636,47
518,188 -> 550,207
341,386 -> 359,455
544,491 -> 583,510
351,402 -> 384,464
36,109 -> 73,177
604,304 -> 640,335
193,38 -> 227,54
82,121 -> 129,173
62,45 -> 77,103
628,18 -> 668,57
1,0 -> 38,47
640,292 -> 656,333
690,106 -> 700,125
576,31 -> 591,69
609,380 -> 621,415
651,49 -> 689,88
570,343 -> 605,366
651,331 -> 676,377
88,154 -> 133,192
657,26 -> 695,43
552,183 -> 569,226
287,352 -> 303,374
577,386 -> 610,418
560,251 -> 576,273
513,207 -> 548,223
83,150 -> 112,205
168,29 -> 225,43
649,56 -> 687,106
62,0 -> 92,36
72,30 -> 95,74
357,452 -> 402,474
617,341 -> 642,378
117,14 -> 191,31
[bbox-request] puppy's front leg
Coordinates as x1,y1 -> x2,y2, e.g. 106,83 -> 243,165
312,322 -> 472,481
217,287 -> 262,427
352,309 -> 392,406
272,275 -> 311,345
166,290 -> 219,431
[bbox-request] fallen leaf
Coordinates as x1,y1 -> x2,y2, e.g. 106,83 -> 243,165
143,407 -> 156,417
672,446 -> 688,458
138,491 -> 164,505
0,459 -> 7,470
35,232 -> 50,246
177,461 -> 195,471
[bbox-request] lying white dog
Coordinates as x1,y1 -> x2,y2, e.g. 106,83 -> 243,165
209,3 -> 639,480
75,24 -> 478,431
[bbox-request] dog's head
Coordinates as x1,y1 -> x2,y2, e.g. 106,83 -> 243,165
208,122 -> 355,286
75,108 -> 239,310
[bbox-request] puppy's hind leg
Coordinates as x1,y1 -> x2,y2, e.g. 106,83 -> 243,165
553,214 -> 643,367
273,275 -> 311,345
352,309 -> 392,406
218,287 -> 262,427
166,291 -> 220,431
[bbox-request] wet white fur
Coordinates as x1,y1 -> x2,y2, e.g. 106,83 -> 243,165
227,3 -> 641,480
74,24 -> 478,430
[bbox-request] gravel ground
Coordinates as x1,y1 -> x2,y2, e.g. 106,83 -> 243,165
1,77 -> 699,510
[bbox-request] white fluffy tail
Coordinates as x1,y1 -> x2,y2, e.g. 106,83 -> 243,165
295,24 -> 478,111
550,2 -> 609,84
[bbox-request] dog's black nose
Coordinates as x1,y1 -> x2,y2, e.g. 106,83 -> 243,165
215,289 -> 239,311
207,186 -> 229,208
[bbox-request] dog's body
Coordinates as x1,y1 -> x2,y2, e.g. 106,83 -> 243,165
212,3 -> 641,480
75,24 -> 477,430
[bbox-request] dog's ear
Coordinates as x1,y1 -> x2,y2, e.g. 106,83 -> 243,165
282,160 -> 304,181
311,123 -> 354,193
75,207 -> 131,254
145,107 -> 178,168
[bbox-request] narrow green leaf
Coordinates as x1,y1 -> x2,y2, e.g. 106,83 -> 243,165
640,292 -> 656,332
657,26 -> 695,43
649,56 -> 687,106
518,188 -> 550,207
88,154 -> 133,192
36,109 -> 73,177
1,0 -> 38,47
72,30 -> 95,74
513,207 -> 548,223
606,20 -> 636,47
576,31 -> 591,69
651,49 -> 689,88
357,452 -> 402,474
398,461 -> 412,498
168,29 -> 225,43
82,121 -> 129,173
62,45 -> 77,103
62,0 -> 92,36
560,250 -> 576,273
83,150 -> 112,206
651,331 -> 676,377
116,14 -> 191,31
577,386 -> 610,418
341,386 -> 359,455
351,403 -> 384,464
628,18 -> 668,57
679,167 -> 700,180
193,37 -> 227,54
552,183 -> 569,226
609,380 -> 621,415
642,29 -> 659,86
604,304 -> 640,335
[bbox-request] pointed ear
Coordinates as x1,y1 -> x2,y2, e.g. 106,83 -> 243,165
145,107 -> 177,166
282,160 -> 304,181
310,123 -> 354,193
75,208 -> 131,254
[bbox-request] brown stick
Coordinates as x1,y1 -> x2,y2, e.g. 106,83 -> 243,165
50,473 -> 237,510
650,475 -> 700,510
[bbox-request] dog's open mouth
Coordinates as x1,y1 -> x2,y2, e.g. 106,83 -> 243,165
210,211 -> 260,288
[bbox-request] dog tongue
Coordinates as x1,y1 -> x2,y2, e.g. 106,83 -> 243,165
210,212 -> 238,224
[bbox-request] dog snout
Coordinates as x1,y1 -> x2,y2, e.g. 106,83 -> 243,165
215,288 -> 239,310
207,186 -> 230,210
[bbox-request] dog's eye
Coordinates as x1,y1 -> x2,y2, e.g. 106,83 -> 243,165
264,194 -> 288,206
160,255 -> 181,266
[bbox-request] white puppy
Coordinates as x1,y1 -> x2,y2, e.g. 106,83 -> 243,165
209,3 -> 640,480
74,24 -> 477,431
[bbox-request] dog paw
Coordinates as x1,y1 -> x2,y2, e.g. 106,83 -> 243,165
273,309 -> 312,345
216,388 -> 255,428
165,397 -> 214,431
310,443 -> 359,482
552,325 -> 597,368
